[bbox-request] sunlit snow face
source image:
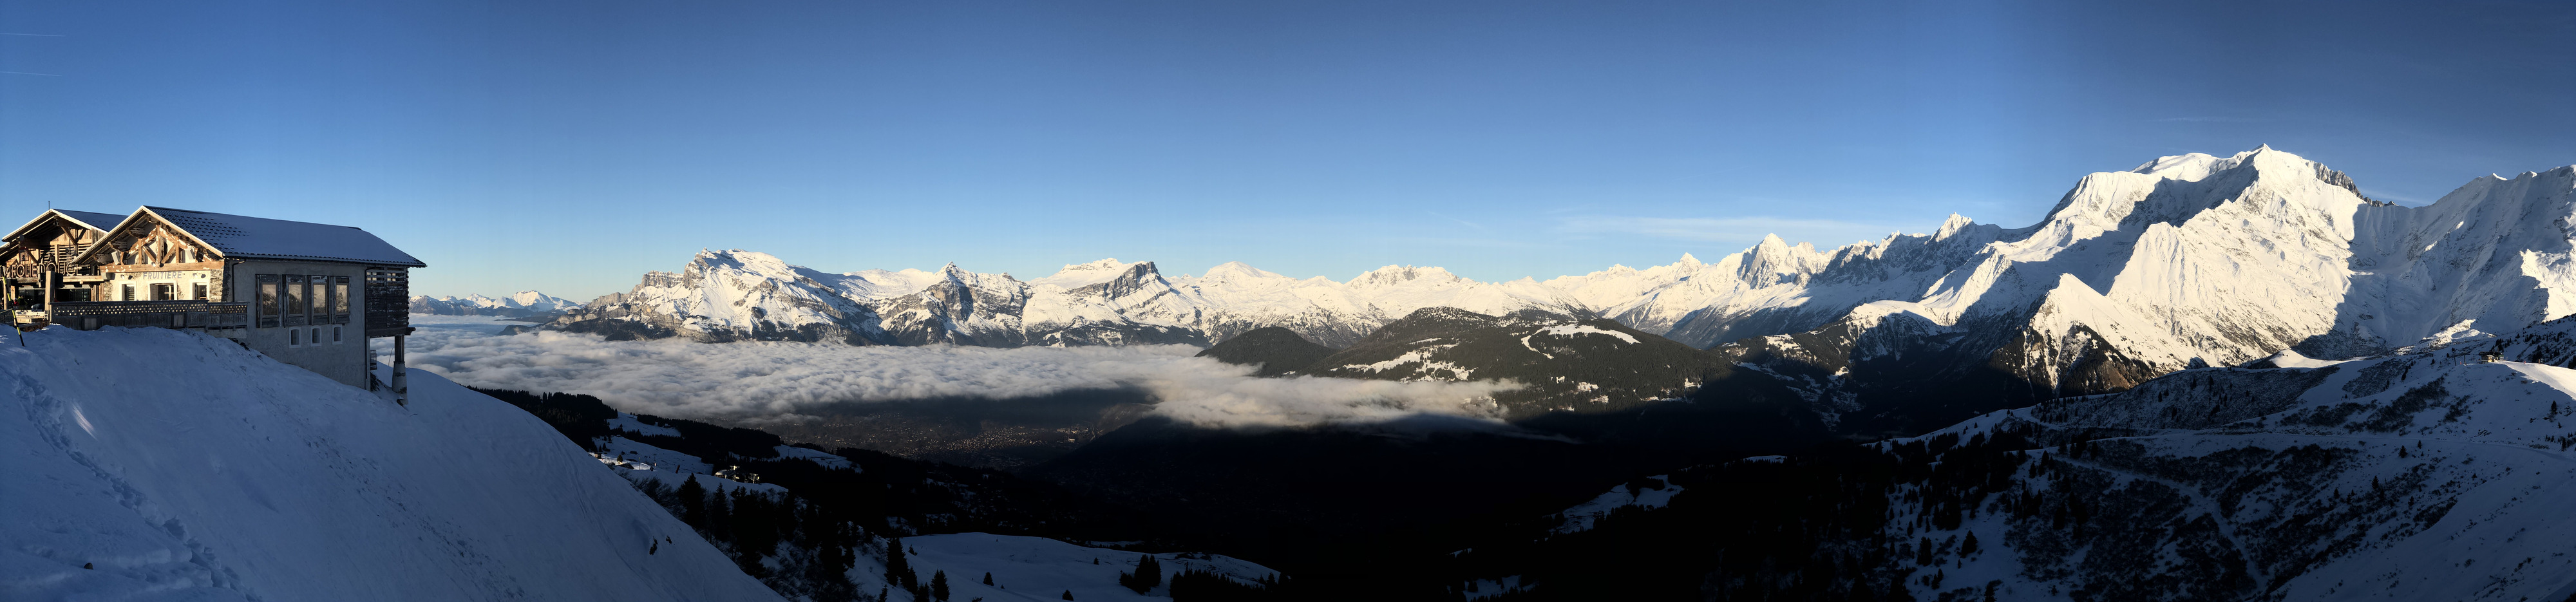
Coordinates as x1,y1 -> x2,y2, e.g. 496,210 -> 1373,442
386,315 -> 1517,428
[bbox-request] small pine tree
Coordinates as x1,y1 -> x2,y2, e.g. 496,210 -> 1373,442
983,572 -> 994,586
931,570 -> 950,601
886,536 -> 916,588
1960,532 -> 1980,556
1061,590 -> 1075,601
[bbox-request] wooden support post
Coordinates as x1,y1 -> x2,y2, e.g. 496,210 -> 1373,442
393,334 -> 408,406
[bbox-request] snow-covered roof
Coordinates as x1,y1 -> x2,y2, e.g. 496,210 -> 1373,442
77,207 -> 427,267
3,209 -> 128,243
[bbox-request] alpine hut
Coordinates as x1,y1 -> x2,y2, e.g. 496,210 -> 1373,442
3,206 -> 426,395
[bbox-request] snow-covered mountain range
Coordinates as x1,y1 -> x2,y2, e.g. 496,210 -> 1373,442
412,290 -> 579,317
548,147 -> 2574,429
555,147 -> 2570,357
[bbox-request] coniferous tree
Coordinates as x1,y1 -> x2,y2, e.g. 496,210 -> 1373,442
1062,590 -> 1075,600
886,537 -> 913,588
983,572 -> 994,586
677,475 -> 708,526
1960,532 -> 1980,556
931,570 -> 950,601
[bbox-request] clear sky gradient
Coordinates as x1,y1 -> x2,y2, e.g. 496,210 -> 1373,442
3,1 -> 2570,299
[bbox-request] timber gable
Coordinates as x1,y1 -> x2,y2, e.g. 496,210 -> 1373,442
7,205 -> 426,395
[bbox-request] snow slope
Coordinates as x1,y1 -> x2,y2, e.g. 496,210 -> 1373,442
0,326 -> 782,601
1877,348 -> 2576,601
899,532 -> 1277,601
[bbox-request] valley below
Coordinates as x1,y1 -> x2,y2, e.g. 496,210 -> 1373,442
347,147 -> 2576,600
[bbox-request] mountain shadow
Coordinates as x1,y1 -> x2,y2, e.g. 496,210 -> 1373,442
1196,326 -> 1338,376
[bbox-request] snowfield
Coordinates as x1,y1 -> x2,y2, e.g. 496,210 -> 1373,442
0,326 -> 782,602
1876,347 -> 2576,601
899,533 -> 1276,601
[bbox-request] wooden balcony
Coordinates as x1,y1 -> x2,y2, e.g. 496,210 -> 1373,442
46,301 -> 250,332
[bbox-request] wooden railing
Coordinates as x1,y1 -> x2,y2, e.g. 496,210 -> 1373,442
47,301 -> 249,331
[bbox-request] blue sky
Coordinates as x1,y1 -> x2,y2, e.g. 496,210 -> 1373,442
3,1 -> 2570,299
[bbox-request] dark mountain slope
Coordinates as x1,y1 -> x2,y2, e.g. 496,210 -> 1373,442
1305,307 -> 1725,417
1197,326 -> 1338,376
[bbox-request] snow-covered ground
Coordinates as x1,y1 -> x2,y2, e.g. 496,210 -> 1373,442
1551,475 -> 1682,534
897,532 -> 1276,601
1879,350 -> 2576,601
1,326 -> 782,601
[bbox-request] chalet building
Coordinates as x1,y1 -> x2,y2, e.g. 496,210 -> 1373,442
3,207 -> 424,395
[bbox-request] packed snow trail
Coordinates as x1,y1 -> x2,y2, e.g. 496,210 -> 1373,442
0,326 -> 783,601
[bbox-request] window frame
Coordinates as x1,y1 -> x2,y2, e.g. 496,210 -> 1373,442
256,274 -> 281,328
283,275 -> 308,326
334,276 -> 352,323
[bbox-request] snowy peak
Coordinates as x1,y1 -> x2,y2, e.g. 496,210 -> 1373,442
410,290 -> 577,316
1034,258 -> 1136,288
1198,260 -> 1289,283
1727,233 -> 1828,287
1350,264 -> 1466,288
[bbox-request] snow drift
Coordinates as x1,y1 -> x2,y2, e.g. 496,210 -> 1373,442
0,326 -> 782,601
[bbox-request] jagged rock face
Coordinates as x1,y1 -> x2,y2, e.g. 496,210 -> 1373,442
1696,149 -> 2576,433
1195,326 -> 1337,377
1303,307 -> 1725,417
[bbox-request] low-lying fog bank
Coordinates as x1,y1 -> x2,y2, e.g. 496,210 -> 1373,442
387,315 -> 1519,431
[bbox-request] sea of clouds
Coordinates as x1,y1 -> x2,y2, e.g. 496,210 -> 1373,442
385,315 -> 1519,428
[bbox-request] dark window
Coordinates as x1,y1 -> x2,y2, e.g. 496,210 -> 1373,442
151,283 -> 174,301
289,328 -> 299,346
284,276 -> 307,326
121,284 -> 135,301
332,326 -> 341,343
193,283 -> 207,300
257,274 -> 280,328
